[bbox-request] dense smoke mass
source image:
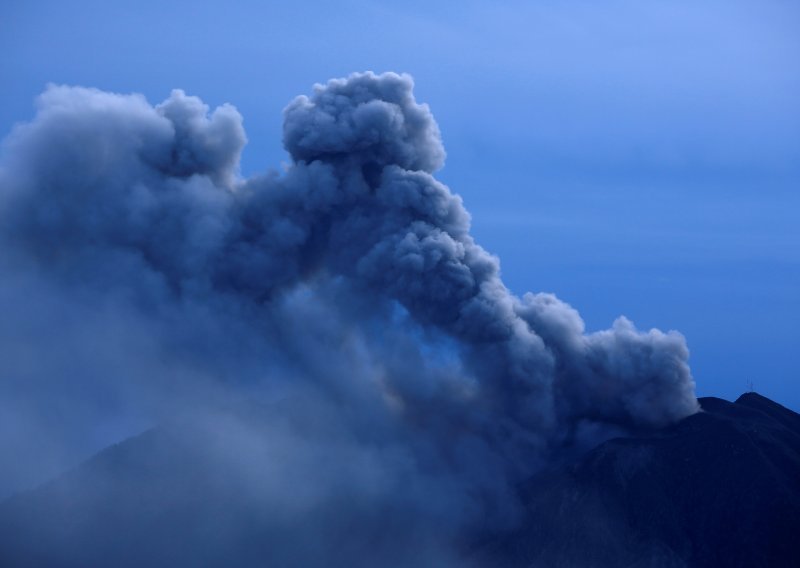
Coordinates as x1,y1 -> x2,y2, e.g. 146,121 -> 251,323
0,72 -> 699,564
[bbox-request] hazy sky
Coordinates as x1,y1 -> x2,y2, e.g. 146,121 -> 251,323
2,0 -> 798,409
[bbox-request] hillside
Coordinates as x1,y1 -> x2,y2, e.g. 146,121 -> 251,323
1,393 -> 798,567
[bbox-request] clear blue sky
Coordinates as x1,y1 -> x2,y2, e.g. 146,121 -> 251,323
2,0 -> 798,408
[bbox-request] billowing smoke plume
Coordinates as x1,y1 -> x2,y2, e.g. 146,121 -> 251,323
0,73 -> 699,564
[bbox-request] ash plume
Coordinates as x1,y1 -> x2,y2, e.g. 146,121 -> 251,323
0,72 -> 699,564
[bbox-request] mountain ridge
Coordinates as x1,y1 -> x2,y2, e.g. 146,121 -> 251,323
472,392 -> 800,567
1,392 -> 798,567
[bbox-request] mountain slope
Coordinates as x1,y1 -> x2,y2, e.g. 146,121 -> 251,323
1,393 -> 798,567
473,393 -> 800,567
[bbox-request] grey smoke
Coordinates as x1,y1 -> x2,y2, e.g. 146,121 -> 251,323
0,72 -> 699,563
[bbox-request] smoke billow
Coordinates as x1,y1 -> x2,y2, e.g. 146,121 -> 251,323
0,73 -> 699,564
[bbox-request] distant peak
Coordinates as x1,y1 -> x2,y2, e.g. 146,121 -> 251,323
735,391 -> 800,433
735,391 -> 770,403
734,391 -> 788,409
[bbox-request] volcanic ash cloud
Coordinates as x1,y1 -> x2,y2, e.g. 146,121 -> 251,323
0,72 -> 699,495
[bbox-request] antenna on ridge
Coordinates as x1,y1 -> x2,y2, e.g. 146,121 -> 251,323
746,379 -> 754,393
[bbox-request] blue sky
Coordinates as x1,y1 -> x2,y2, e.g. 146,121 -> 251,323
2,0 -> 798,408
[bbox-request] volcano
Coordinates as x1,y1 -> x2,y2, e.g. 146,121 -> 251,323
0,392 -> 797,567
473,392 -> 800,567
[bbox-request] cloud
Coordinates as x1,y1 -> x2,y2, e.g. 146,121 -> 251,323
0,72 -> 699,563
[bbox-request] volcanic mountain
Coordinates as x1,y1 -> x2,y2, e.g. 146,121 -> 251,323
0,392 -> 797,567
473,392 -> 800,567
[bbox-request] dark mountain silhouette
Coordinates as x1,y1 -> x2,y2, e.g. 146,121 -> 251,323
473,393 -> 800,567
1,392 -> 798,567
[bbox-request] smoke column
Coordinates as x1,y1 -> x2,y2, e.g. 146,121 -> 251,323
0,72 -> 699,563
